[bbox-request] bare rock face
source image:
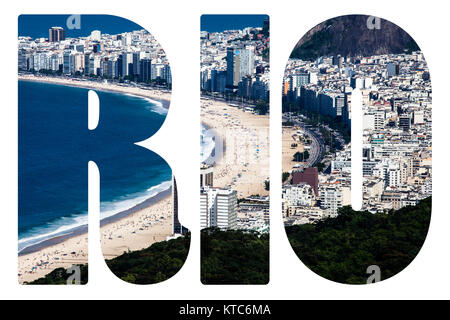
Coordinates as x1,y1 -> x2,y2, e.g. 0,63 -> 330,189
290,15 -> 419,61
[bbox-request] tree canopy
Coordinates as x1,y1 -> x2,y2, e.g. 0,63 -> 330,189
26,234 -> 191,285
286,197 -> 431,284
201,228 -> 269,284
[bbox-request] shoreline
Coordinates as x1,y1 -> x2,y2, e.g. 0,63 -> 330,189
18,74 -> 175,284
18,187 -> 172,256
18,188 -> 174,284
200,122 -> 226,165
200,99 -> 269,198
18,74 -> 171,109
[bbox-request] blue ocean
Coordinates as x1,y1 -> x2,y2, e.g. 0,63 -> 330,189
18,80 -> 172,253
18,15 -> 144,39
201,14 -> 268,32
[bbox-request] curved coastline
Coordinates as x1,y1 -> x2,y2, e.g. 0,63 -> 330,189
18,78 -> 175,283
19,181 -> 174,283
18,74 -> 171,109
200,98 -> 269,198
18,186 -> 172,256
201,121 -> 227,166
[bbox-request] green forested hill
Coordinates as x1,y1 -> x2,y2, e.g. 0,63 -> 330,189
27,234 -> 190,285
286,197 -> 431,284
27,197 -> 430,286
201,228 -> 269,284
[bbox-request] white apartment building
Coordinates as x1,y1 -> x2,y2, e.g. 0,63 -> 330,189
282,183 -> 314,207
319,184 -> 351,218
363,110 -> 385,131
200,187 -> 237,230
373,159 -> 407,188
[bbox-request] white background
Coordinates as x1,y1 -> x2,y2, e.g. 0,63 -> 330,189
0,0 -> 447,300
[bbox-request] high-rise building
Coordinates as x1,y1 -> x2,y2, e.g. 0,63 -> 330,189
18,49 -> 27,70
291,73 -> 309,90
132,52 -> 140,77
139,58 -> 152,82
239,46 -> 254,80
106,59 -> 118,78
162,64 -> 172,85
252,78 -> 268,101
200,164 -> 213,188
63,51 -> 72,74
238,75 -> 254,98
87,55 -> 101,76
334,94 -> 346,117
226,47 -> 237,87
121,52 -> 133,77
200,187 -> 237,230
172,176 -> 187,235
49,27 -> 65,42
226,46 -> 254,88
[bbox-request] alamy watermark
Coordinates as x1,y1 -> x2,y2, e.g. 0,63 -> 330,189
366,265 -> 381,284
66,15 -> 81,30
367,16 -> 381,30
66,265 -> 81,285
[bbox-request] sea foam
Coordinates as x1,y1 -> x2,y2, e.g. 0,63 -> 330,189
18,179 -> 172,254
200,124 -> 215,163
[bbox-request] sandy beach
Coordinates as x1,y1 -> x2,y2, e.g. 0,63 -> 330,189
282,127 -> 305,173
18,74 -> 175,284
18,74 -> 171,108
201,98 -> 269,198
18,191 -> 174,284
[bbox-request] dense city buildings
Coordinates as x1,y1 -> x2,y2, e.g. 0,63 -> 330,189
200,19 -> 270,233
18,26 -> 172,88
200,22 -> 269,102
283,51 -> 432,225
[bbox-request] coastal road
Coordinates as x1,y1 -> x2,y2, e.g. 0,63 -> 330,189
303,125 -> 325,167
282,114 -> 325,168
201,93 -> 257,109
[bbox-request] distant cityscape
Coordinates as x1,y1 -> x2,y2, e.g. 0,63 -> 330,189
283,52 -> 432,225
200,18 -> 270,103
18,26 -> 172,88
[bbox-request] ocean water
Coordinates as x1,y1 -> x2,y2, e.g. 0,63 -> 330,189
200,124 -> 215,164
19,14 -> 144,39
201,14 -> 268,32
18,80 -> 171,252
